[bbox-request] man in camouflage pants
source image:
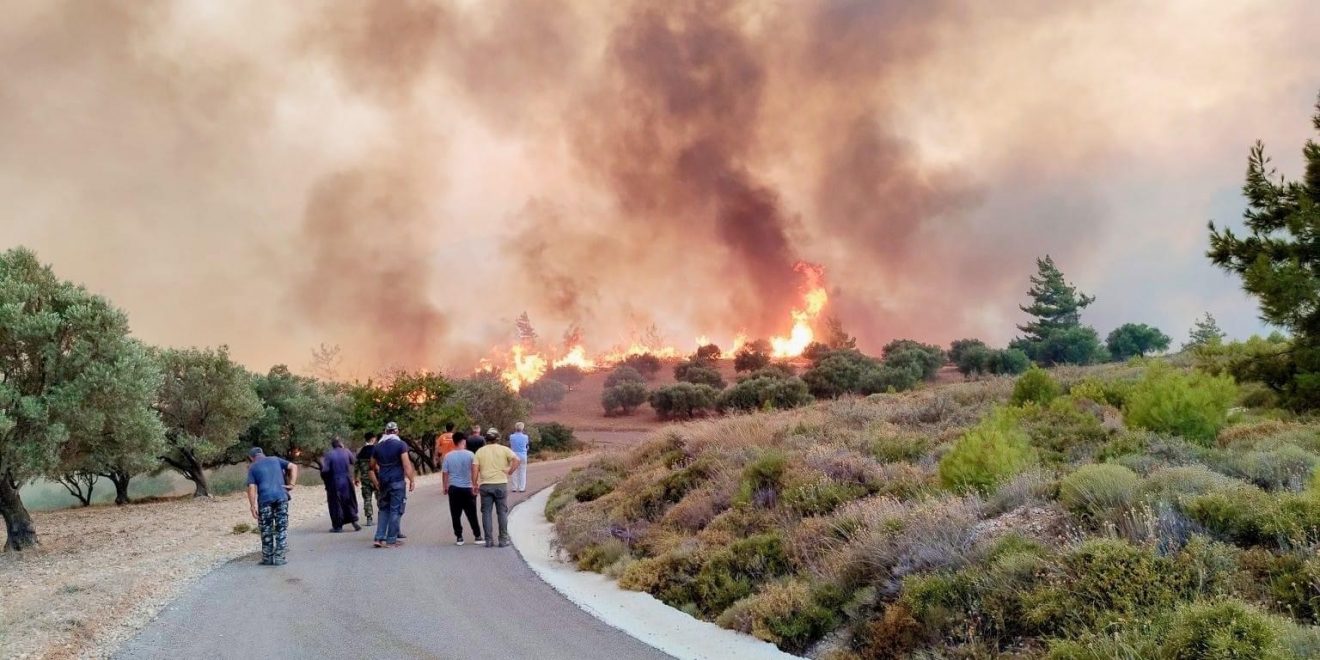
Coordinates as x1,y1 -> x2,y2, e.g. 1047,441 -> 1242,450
356,431 -> 379,526
246,446 -> 298,565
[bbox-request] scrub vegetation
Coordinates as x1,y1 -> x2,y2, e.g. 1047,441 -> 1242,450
549,360 -> 1320,657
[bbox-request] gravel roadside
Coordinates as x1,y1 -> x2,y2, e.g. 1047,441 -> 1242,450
0,485 -> 324,660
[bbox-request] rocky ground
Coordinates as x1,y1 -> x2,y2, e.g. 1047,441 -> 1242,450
0,485 -> 323,659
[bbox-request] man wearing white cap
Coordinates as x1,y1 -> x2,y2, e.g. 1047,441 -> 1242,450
370,422 -> 416,548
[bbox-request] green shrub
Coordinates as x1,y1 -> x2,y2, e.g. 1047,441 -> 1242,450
938,407 -> 1036,493
881,339 -> 947,381
1123,364 -> 1236,446
674,362 -> 726,389
544,364 -> 585,389
1160,599 -> 1286,660
718,376 -> 812,412
781,478 -> 868,517
1139,465 -> 1243,504
1208,444 -> 1319,491
602,381 -> 647,415
1239,548 -> 1320,623
577,538 -> 630,572
532,421 -> 580,455
1182,484 -> 1276,546
618,549 -> 704,608
801,352 -> 870,398
648,383 -> 719,420
988,348 -> 1032,375
1059,463 -> 1141,519
520,378 -> 568,410
618,353 -> 662,379
715,579 -> 842,652
740,450 -> 788,505
1018,397 -> 1111,462
693,532 -> 793,615
604,366 -> 645,389
870,431 -> 930,463
232,523 -> 252,534
1012,367 -> 1061,406
857,362 -> 923,394
1068,377 -> 1132,408
734,341 -> 772,372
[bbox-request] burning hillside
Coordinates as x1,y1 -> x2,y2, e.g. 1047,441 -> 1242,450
484,261 -> 829,391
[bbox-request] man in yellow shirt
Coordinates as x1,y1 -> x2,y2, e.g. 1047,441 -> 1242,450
474,437 -> 521,548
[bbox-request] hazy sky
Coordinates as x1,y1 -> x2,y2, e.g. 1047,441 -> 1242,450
2,0 -> 1318,376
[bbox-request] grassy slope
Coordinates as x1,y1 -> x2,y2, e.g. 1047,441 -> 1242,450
548,360 -> 1320,659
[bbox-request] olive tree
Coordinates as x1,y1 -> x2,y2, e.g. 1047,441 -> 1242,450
155,346 -> 264,497
0,248 -> 161,549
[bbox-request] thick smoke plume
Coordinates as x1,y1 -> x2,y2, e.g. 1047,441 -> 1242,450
1,0 -> 1317,374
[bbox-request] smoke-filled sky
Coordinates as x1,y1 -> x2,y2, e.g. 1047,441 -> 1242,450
3,0 -> 1318,376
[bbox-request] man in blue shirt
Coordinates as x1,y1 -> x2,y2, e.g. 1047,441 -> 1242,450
370,422 -> 416,548
441,432 -> 482,545
508,422 -> 531,492
246,447 -> 299,566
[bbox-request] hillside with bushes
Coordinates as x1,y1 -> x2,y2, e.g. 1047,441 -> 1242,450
547,360 -> 1320,658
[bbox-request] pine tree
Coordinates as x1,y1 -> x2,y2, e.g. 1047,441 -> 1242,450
1016,255 -> 1095,342
515,312 -> 538,347
823,316 -> 857,349
1183,312 -> 1226,351
1208,93 -> 1320,408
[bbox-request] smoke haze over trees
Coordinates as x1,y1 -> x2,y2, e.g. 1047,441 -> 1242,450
2,1 -> 1319,374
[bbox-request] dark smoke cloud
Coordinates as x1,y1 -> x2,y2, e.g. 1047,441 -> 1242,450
1,0 -> 1317,375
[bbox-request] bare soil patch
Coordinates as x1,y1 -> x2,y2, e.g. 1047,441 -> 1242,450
0,485 -> 323,659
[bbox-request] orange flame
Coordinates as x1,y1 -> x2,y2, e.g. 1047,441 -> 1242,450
552,345 -> 595,371
500,345 -> 547,391
770,262 -> 828,358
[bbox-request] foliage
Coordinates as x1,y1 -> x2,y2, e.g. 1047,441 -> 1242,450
520,378 -> 568,411
938,407 -> 1036,493
715,579 -> 842,653
801,349 -> 924,398
649,383 -> 719,420
823,316 -> 857,350
801,352 -> 869,398
1107,322 -> 1172,360
244,364 -> 348,462
1018,397 -> 1112,462
1059,463 -> 1140,519
881,339 -> 946,381
718,376 -> 813,412
734,339 -> 773,373
602,381 -> 648,416
740,450 -> 788,505
1161,599 -> 1287,660
674,362 -> 725,389
604,366 -> 646,389
545,365 -> 585,390
155,346 -> 264,497
956,344 -> 1031,377
694,343 -> 722,362
1123,364 -> 1237,445
1185,312 -> 1227,351
949,339 -> 988,368
618,353 -> 662,379
0,248 -> 166,548
691,533 -> 794,615
1208,96 -> 1320,410
533,421 -> 579,455
1013,255 -> 1103,365
1011,366 -> 1062,406
448,375 -> 529,434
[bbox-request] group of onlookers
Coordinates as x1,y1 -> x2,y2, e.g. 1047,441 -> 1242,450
244,420 -> 531,563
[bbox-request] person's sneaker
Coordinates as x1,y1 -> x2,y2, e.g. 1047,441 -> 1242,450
456,539 -> 465,546
485,542 -> 495,548
473,537 -> 483,544
259,559 -> 273,565
397,533 -> 407,539
330,528 -> 343,533
498,541 -> 511,548
351,522 -> 362,531
273,559 -> 287,566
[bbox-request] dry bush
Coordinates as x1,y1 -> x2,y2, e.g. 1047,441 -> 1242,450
984,468 -> 1057,517
823,496 -> 981,595
662,484 -> 734,532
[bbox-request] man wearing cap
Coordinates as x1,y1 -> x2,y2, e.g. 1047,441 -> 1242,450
371,422 -> 416,548
246,447 -> 299,565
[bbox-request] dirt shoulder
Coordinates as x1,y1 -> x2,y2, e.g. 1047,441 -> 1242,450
0,485 -> 323,659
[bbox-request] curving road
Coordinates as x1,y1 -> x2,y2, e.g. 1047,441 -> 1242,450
116,451 -> 670,660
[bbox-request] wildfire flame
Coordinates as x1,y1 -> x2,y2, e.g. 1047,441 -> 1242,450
486,262 -> 827,390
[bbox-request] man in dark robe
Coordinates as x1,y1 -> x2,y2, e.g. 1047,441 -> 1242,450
320,438 -> 360,532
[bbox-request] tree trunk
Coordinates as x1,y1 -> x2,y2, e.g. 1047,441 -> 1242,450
190,466 -> 211,498
109,472 -> 131,505
164,451 -> 212,498
0,473 -> 38,551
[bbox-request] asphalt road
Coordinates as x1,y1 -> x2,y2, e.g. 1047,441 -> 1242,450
116,451 -> 670,660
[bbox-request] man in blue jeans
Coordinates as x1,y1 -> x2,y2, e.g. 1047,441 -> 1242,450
370,422 -> 416,548
246,447 -> 299,565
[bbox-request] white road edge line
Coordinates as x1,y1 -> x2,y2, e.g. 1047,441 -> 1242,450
509,486 -> 802,660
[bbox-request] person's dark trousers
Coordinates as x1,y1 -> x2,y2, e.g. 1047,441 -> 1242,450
258,500 -> 289,564
323,479 -> 344,530
331,477 -> 358,527
360,481 -> 377,525
447,486 -> 481,540
380,480 -> 407,544
479,483 -> 510,546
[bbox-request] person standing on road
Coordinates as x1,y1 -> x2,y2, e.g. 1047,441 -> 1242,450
441,432 -> 483,545
320,438 -> 360,532
434,422 -> 456,463
371,422 -> 416,548
356,432 -> 378,527
509,422 -> 531,492
466,424 -> 486,453
474,434 -> 521,548
246,447 -> 298,566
